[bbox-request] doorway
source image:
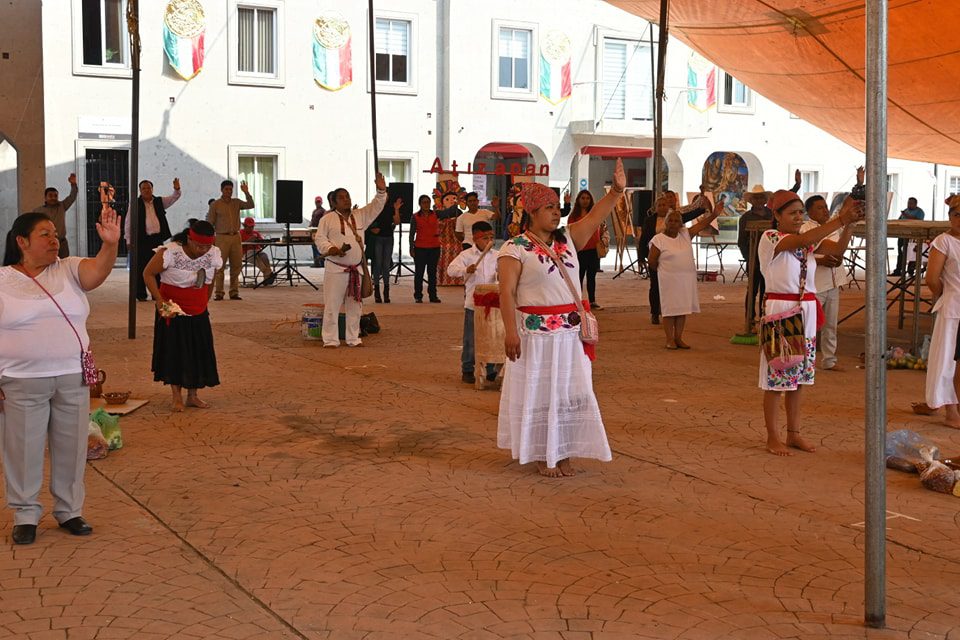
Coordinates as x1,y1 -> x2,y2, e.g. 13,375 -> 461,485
84,148 -> 130,257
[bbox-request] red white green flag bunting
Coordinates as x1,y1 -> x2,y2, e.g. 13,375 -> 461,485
163,0 -> 205,80
539,30 -> 572,104
313,12 -> 353,91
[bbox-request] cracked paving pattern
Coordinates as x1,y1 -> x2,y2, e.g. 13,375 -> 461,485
2,271 -> 960,639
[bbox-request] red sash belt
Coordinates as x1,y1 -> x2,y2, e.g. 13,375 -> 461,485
765,292 -> 825,330
517,301 -> 596,361
159,283 -> 209,317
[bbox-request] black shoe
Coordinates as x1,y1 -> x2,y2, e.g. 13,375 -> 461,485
651,314 -> 660,325
384,295 -> 391,304
415,298 -> 423,304
12,524 -> 36,545
229,293 -> 242,301
262,274 -> 276,286
462,372 -> 476,384
136,296 -> 147,302
374,295 -> 382,303
486,370 -> 498,382
58,517 -> 93,536
312,261 -> 321,268
430,298 -> 441,303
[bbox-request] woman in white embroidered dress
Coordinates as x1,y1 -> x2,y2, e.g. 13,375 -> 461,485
0,208 -> 120,545
924,196 -> 960,428
143,220 -> 223,412
497,160 -> 625,477
759,190 -> 863,456
648,197 -> 725,349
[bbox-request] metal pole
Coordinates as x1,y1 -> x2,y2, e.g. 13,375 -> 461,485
652,0 -> 669,200
127,0 -> 141,340
367,0 -> 379,169
864,0 -> 888,628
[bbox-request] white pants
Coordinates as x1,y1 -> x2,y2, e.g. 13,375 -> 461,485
322,266 -> 363,346
816,286 -> 840,368
0,374 -> 88,526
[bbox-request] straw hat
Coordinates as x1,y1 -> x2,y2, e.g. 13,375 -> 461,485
744,184 -> 772,201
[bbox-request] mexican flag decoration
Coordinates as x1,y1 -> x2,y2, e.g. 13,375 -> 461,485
686,52 -> 716,112
313,12 -> 353,91
163,0 -> 205,80
539,30 -> 572,104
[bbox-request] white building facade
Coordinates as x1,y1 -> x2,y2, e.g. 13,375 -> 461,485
9,0 -> 957,256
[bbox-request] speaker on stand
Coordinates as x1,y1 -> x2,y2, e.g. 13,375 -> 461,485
388,182 -> 416,282
268,179 -> 317,290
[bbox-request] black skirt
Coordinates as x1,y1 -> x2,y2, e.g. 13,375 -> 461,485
152,310 -> 220,388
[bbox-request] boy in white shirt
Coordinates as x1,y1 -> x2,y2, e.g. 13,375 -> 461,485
447,221 -> 499,384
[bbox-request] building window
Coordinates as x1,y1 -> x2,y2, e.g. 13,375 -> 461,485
601,38 -> 653,121
718,71 -> 754,113
799,170 -> 819,195
378,159 -> 410,184
73,0 -> 131,76
238,6 -> 276,75
237,155 -> 278,221
949,175 -> 960,196
498,27 -> 531,90
375,19 -> 409,84
228,1 -> 285,87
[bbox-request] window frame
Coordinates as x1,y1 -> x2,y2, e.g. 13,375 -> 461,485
227,0 -> 286,88
789,164 -> 822,198
948,174 -> 960,198
366,149 -> 419,202
599,35 -> 654,122
490,19 -> 538,101
71,0 -> 132,78
369,11 -> 417,96
717,69 -> 755,114
228,145 -> 285,223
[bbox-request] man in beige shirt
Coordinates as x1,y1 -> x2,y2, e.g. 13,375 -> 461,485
206,179 -> 254,300
32,173 -> 78,258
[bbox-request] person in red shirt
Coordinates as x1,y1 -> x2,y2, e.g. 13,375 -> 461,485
240,217 -> 275,286
567,190 -> 608,310
409,194 -> 457,303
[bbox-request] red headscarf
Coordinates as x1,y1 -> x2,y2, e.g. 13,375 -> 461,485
522,183 -> 559,213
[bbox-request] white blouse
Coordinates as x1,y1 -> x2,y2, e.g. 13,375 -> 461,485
0,258 -> 90,378
931,233 -> 960,319
158,242 -> 223,288
498,230 -> 582,307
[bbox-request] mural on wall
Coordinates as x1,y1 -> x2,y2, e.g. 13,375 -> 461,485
686,52 -> 716,112
702,151 -> 748,215
313,12 -> 353,91
163,0 -> 206,80
433,177 -> 467,286
540,30 -> 572,104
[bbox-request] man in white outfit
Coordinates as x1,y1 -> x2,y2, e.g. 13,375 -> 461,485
314,173 -> 387,347
801,192 -> 853,371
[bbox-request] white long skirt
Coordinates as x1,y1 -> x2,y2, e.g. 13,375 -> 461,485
925,312 -> 959,409
497,328 -> 611,468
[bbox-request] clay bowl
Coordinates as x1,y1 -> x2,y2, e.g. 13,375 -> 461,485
101,391 -> 131,406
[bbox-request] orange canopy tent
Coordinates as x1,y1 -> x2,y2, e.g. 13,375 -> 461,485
605,0 -> 960,166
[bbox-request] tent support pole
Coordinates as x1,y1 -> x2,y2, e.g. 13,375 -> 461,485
368,0 -> 379,168
865,0 -> 888,628
127,0 -> 141,340
652,0 -> 668,201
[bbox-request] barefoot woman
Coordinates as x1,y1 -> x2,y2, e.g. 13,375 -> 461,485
759,190 -> 862,456
143,220 -> 222,412
497,161 -> 625,477
924,196 -> 960,428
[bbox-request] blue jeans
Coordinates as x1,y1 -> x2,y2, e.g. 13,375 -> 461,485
369,236 -> 394,292
462,309 -> 497,376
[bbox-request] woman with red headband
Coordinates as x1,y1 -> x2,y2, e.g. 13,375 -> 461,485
143,220 -> 222,412
497,160 -> 625,478
758,190 -> 862,456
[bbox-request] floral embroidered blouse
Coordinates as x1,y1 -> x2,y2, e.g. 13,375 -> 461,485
498,229 -> 583,334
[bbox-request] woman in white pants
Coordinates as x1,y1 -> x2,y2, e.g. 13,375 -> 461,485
0,208 -> 120,544
924,197 -> 960,428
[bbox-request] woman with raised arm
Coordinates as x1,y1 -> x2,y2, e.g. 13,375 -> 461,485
758,190 -> 863,456
497,159 -> 626,478
647,196 -> 726,349
0,206 -> 121,545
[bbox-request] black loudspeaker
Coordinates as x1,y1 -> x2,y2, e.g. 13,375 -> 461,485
633,189 -> 653,226
276,179 -> 303,224
388,182 -> 414,224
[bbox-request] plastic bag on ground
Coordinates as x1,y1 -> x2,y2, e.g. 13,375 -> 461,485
90,407 -> 122,450
87,422 -> 108,460
885,429 -> 939,473
917,447 -> 958,494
